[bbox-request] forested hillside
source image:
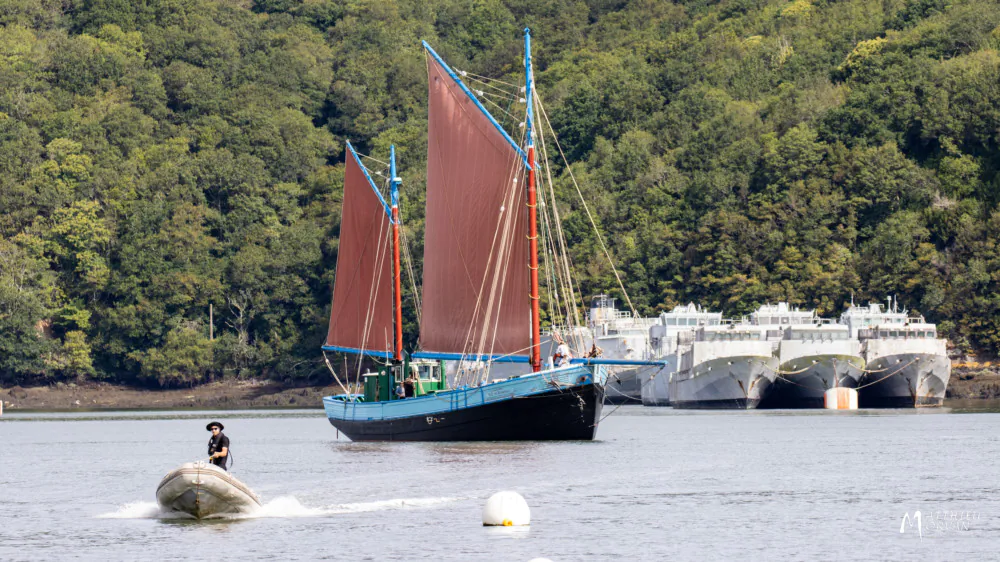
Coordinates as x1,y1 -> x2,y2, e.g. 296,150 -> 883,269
2,0 -> 999,387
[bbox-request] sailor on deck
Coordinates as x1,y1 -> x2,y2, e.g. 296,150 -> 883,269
552,335 -> 573,367
206,421 -> 229,470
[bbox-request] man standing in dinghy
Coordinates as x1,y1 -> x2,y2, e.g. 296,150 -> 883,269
206,422 -> 229,470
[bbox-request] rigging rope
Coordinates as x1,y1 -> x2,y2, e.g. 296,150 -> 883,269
854,358 -> 919,390
322,351 -> 352,398
534,92 -> 639,320
357,152 -> 390,167
456,69 -> 521,88
534,96 -> 587,353
453,120 -> 526,386
476,158 -> 522,385
592,365 -> 660,425
399,224 -> 422,326
538,193 -> 563,330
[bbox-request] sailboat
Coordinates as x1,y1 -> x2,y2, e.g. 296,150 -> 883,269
321,29 -> 659,441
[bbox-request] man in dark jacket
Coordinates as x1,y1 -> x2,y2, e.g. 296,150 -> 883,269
206,421 -> 229,470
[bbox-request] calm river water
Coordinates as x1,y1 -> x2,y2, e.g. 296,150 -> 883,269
2,404 -> 998,561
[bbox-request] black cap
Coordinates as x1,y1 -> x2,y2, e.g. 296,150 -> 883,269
206,421 -> 224,431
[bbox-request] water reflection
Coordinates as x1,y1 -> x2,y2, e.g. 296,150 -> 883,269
328,441 -> 396,455
944,399 -> 1000,413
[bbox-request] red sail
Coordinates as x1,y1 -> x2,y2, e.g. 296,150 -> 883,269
420,55 -> 530,356
326,146 -> 394,354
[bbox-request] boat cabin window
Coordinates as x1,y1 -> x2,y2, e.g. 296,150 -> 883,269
665,318 -> 676,325
414,363 -> 439,382
788,329 -> 848,341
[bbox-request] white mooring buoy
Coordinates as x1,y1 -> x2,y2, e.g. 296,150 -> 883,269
482,491 -> 530,526
824,387 -> 858,410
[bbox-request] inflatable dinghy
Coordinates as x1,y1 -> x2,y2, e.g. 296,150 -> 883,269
155,461 -> 261,519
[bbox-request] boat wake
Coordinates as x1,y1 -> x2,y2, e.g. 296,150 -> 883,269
97,501 -> 179,519
98,495 -> 462,520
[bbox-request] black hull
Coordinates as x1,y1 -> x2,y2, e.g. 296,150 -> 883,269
328,383 -> 605,441
759,358 -> 864,409
670,398 -> 761,410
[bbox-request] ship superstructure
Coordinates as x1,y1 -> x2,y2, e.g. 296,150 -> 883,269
586,295 -> 660,403
668,320 -> 779,409
753,304 -> 866,408
641,304 -> 722,406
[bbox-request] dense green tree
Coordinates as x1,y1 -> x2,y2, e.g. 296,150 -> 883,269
4,0 -> 1000,386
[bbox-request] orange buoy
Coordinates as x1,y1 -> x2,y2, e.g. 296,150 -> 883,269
824,387 -> 858,410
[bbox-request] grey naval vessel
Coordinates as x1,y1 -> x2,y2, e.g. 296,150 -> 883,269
668,322 -> 779,409
757,304 -> 866,409
641,304 -> 722,406
842,300 -> 950,407
586,295 -> 659,403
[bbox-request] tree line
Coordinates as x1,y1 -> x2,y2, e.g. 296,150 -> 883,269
1,0 -> 999,387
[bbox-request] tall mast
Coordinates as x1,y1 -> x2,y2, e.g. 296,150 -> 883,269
524,28 -> 542,372
390,145 -> 404,361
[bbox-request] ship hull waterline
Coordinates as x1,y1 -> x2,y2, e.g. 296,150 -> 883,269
669,356 -> 778,410
859,353 -> 951,408
324,365 -> 606,441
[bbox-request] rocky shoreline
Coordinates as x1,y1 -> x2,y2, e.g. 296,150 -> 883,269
947,365 -> 1000,400
1,380 -> 342,411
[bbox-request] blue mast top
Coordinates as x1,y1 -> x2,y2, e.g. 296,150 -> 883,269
390,144 -> 399,213
524,28 -> 534,151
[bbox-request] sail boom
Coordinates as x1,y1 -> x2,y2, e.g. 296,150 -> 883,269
569,358 -> 669,366
347,141 -> 394,223
410,352 -> 669,366
412,351 -> 531,363
322,345 -> 395,359
421,41 -> 531,169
